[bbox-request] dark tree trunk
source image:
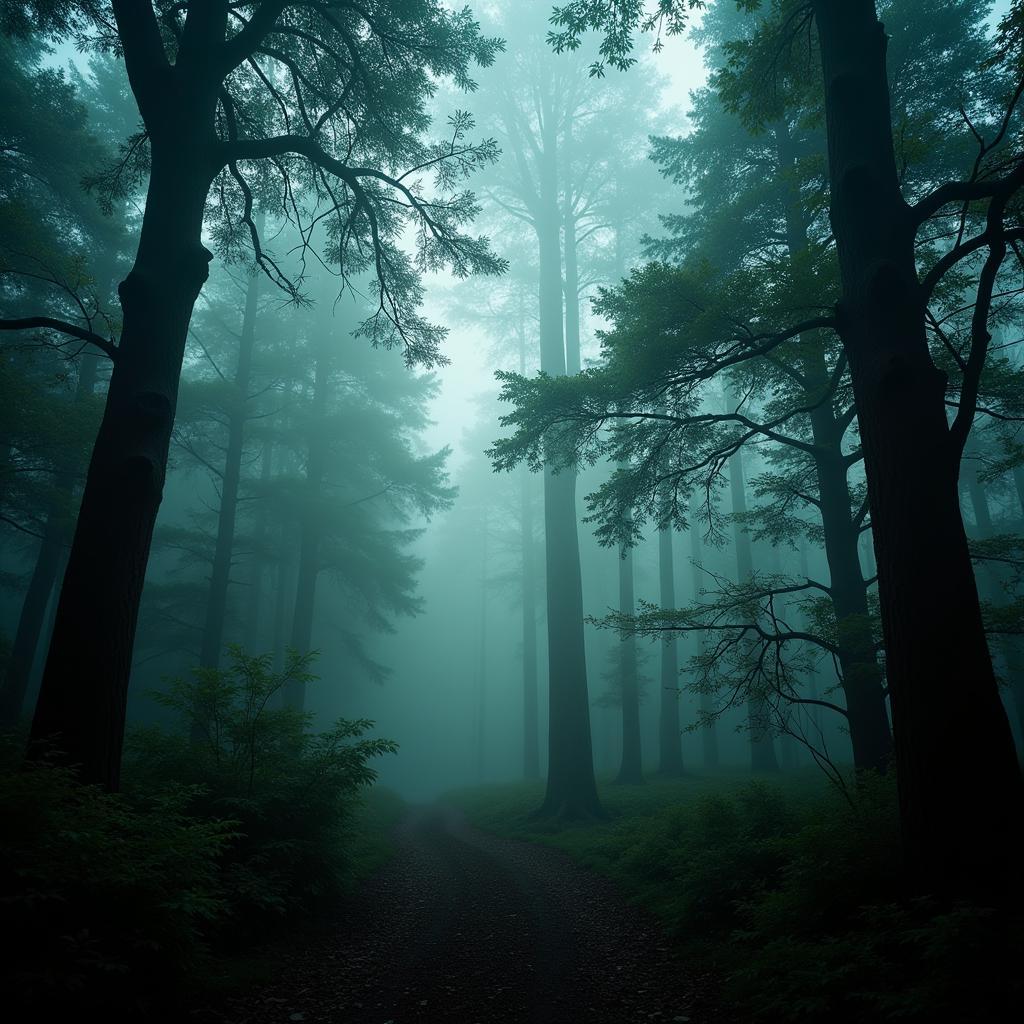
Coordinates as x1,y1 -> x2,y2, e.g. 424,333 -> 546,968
272,525 -> 295,675
244,441 -> 274,650
30,131 -> 218,788
615,538 -> 643,784
0,519 -> 66,728
727,440 -> 779,773
813,0 -> 1023,887
690,516 -> 718,768
812,429 -> 893,770
519,311 -> 541,780
476,508 -> 488,779
521,467 -> 540,779
535,153 -> 601,817
657,524 -> 684,775
775,119 -> 892,772
286,338 -> 330,709
962,460 -> 1024,751
199,266 -> 260,669
0,357 -> 97,728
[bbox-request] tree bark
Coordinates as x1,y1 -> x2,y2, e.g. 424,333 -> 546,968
775,118 -> 892,772
813,0 -> 1023,888
29,124 -> 218,787
657,523 -> 684,775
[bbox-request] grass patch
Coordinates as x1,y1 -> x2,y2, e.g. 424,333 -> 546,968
449,771 -> 1022,1023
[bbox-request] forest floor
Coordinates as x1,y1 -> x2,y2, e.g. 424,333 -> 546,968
199,802 -> 726,1024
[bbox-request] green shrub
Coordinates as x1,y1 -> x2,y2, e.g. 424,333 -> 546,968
1,647 -> 398,1014
0,754 -> 234,1014
125,647 -> 398,933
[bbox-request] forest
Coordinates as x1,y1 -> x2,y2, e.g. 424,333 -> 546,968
1,0 -> 1023,1020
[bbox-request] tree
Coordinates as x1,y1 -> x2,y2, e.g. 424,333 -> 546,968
0,38 -> 130,726
0,1 -> 504,789
545,0 -> 1024,890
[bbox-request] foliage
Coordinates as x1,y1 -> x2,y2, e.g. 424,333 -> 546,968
128,646 -> 398,930
454,774 -> 1023,1022
0,742 -> 235,1013
0,648 -> 398,1013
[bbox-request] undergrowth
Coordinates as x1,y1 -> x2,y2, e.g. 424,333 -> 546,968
0,647 -> 401,1018
450,772 -> 1022,1022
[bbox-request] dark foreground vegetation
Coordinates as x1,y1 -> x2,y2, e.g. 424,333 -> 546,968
1,651 -> 400,1018
455,775 -> 1024,1022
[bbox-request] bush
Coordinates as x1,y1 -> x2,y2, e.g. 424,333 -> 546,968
125,647 -> 398,933
1,647 -> 398,1015
0,752 -> 234,1014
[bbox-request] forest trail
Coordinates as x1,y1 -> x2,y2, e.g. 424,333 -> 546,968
210,805 -> 718,1024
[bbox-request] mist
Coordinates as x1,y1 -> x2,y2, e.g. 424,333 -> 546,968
2,1 -> 1023,1021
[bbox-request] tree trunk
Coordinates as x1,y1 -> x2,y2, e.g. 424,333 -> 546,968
961,459 -> 1024,751
521,466 -> 540,779
657,523 -> 684,775
690,517 -> 719,768
1,518 -> 66,728
286,337 -> 330,709
727,436 -> 779,773
535,149 -> 602,817
199,265 -> 260,669
813,0 -> 1023,888
476,507 -> 488,779
519,309 -> 541,780
0,356 -> 97,728
244,440 -> 274,650
29,138 -> 216,788
615,537 -> 643,783
775,118 -> 892,772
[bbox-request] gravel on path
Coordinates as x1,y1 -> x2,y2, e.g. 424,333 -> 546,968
203,804 -> 726,1024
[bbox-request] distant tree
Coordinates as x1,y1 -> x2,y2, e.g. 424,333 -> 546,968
475,7 -> 668,811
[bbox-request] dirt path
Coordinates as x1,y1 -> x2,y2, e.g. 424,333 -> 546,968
210,805 -> 722,1024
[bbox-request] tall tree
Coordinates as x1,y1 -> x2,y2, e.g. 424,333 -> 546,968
656,520 -> 684,775
548,0 -> 1024,889
0,1 -> 504,788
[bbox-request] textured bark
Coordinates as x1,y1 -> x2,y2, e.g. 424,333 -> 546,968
813,0 -> 1022,887
657,524 -> 684,775
199,265 -> 260,669
30,130 -> 218,787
